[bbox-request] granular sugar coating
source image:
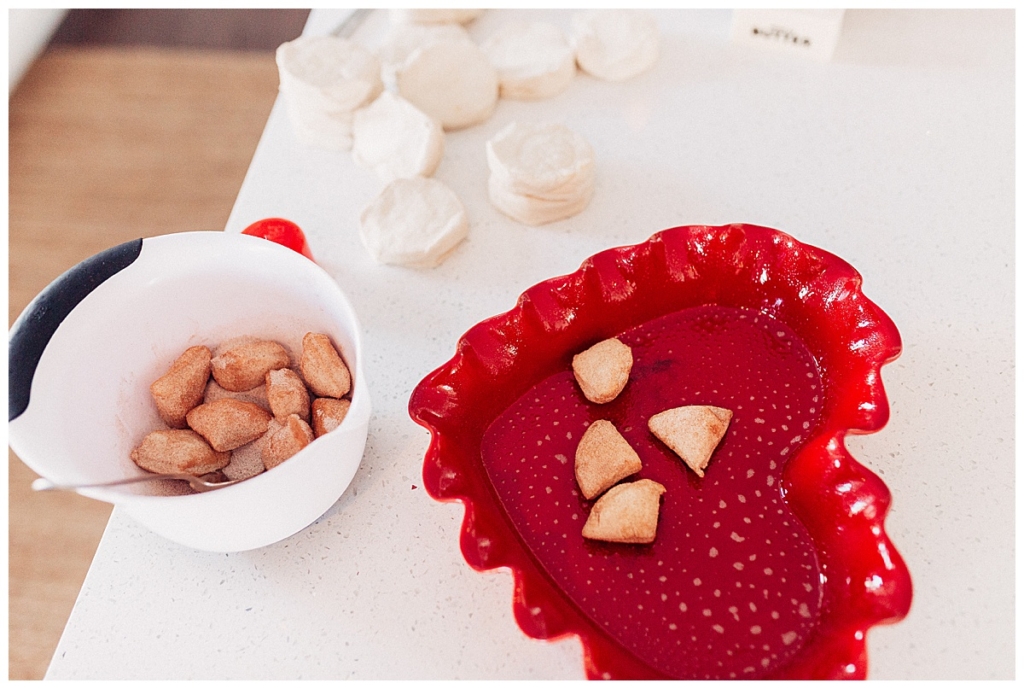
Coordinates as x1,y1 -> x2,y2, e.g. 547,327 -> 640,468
481,305 -> 824,679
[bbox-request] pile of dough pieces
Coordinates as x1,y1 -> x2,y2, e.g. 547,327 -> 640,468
131,333 -> 353,487
570,338 -> 733,544
274,9 -> 659,267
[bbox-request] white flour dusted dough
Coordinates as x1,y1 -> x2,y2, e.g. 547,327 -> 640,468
487,121 -> 594,193
486,121 -> 596,226
390,9 -> 483,25
487,179 -> 594,226
286,109 -> 356,152
571,10 -> 659,81
359,177 -> 469,268
481,21 -> 576,100
352,92 -> 445,183
276,35 -> 383,150
276,36 -> 383,112
396,40 -> 499,131
378,22 -> 472,84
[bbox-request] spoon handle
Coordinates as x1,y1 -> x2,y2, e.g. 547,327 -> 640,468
32,473 -> 239,493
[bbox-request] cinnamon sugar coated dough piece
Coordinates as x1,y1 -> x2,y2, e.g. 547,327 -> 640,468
266,368 -> 311,422
312,398 -> 351,438
359,177 -> 469,267
648,405 -> 733,478
149,345 -> 211,428
389,9 -> 483,25
575,420 -> 643,500
396,40 -> 498,131
582,479 -> 666,544
300,333 -> 351,399
572,338 -> 633,404
211,338 -> 290,392
131,429 -> 230,476
223,433 -> 269,482
570,10 -> 659,82
227,419 -> 283,479
204,379 -> 270,412
185,398 -> 273,452
276,36 -> 383,150
263,414 -> 315,469
352,92 -> 445,184
481,21 -> 576,100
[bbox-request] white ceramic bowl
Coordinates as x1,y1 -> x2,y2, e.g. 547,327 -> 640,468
8,231 -> 371,552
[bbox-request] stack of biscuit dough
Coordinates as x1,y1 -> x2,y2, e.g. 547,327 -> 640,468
275,36 -> 384,151
486,121 -> 596,226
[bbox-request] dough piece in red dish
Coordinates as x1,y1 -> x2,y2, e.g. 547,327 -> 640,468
574,420 -> 642,500
648,405 -> 733,478
571,337 -> 632,404
582,478 -> 665,544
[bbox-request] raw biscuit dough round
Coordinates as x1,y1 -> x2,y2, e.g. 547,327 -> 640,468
378,22 -> 472,84
481,20 -> 576,100
276,36 -> 383,113
486,120 -> 595,194
389,9 -> 483,25
276,35 -> 384,149
396,40 -> 499,131
570,9 -> 659,82
487,177 -> 594,227
486,121 -> 596,225
353,92 -> 445,183
359,177 -> 469,268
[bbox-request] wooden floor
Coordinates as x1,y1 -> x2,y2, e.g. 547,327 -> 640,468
8,45 -> 283,680
50,8 -> 309,51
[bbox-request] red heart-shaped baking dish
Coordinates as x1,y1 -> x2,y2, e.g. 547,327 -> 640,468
409,223 -> 911,679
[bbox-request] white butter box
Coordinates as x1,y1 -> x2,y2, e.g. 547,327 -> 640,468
730,9 -> 846,62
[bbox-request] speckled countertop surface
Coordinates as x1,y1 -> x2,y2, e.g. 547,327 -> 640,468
46,9 -> 1013,680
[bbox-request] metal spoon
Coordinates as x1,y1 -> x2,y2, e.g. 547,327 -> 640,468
32,472 -> 243,494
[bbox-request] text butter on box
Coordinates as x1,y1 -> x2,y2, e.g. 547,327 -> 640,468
730,9 -> 846,61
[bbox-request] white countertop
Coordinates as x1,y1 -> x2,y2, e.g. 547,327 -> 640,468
46,9 -> 1013,680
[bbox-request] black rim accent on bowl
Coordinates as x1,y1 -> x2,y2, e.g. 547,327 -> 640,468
8,237 -> 144,422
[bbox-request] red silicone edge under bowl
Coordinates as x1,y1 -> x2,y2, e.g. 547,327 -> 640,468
409,223 -> 912,680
